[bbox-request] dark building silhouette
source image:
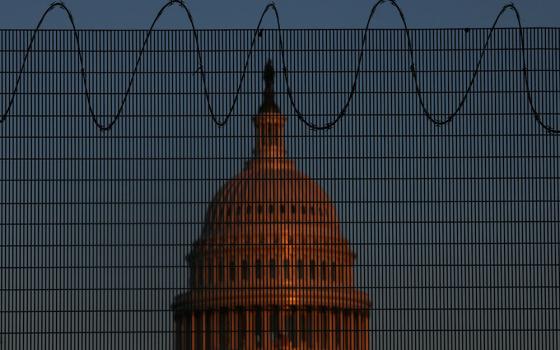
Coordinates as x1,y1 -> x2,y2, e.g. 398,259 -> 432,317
172,61 -> 370,349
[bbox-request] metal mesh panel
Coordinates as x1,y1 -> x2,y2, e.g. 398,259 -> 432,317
1,27 -> 559,349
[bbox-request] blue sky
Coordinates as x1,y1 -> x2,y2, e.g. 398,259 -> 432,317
0,0 -> 559,29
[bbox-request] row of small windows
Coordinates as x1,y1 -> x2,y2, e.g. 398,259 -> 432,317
212,204 -> 328,218
191,259 -> 339,287
211,233 -> 325,245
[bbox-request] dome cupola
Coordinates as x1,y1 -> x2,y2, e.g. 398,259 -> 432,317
253,60 -> 285,159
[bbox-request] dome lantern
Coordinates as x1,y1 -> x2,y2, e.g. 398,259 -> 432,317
252,60 -> 286,161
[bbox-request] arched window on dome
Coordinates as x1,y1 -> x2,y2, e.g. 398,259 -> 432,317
270,259 -> 276,279
219,259 -> 224,284
321,261 -> 327,281
310,260 -> 316,280
297,259 -> 304,279
246,205 -> 252,215
256,259 -> 262,279
242,259 -> 249,280
230,260 -> 236,283
283,259 -> 289,279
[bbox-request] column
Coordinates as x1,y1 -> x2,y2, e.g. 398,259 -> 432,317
231,308 -> 238,349
201,312 -> 207,350
218,309 -> 228,350
347,311 -> 355,350
191,312 -> 196,350
212,310 -> 220,350
298,309 -> 305,347
335,309 -> 341,350
247,308 -> 257,350
328,309 -> 336,350
279,307 -> 286,343
356,312 -> 362,350
239,308 -> 247,350
341,311 -> 346,349
195,312 -> 201,349
205,311 -> 213,350
319,309 -> 327,349
263,308 -> 272,349
307,308 -> 315,347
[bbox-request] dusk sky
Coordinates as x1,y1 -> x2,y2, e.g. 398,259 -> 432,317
1,1 -> 559,350
0,0 -> 559,29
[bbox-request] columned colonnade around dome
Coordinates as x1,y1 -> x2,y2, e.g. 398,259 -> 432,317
174,307 -> 369,349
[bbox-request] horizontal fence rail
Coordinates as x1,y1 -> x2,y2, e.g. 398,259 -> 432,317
1,26 -> 559,350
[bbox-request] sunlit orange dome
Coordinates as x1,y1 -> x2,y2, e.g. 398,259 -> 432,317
202,152 -> 340,236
